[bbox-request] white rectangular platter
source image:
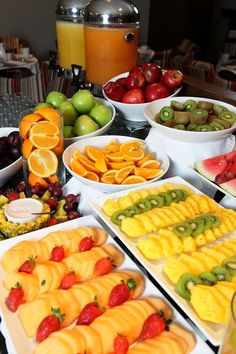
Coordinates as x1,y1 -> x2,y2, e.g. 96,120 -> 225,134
89,175 -> 235,346
0,214 -> 211,354
189,164 -> 236,202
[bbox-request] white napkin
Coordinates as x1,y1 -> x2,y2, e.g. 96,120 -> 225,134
145,128 -> 235,197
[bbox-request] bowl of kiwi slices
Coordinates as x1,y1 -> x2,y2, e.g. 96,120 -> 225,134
143,96 -> 236,142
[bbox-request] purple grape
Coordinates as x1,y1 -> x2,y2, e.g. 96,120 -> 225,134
53,187 -> 63,199
48,183 -> 55,193
72,201 -> 79,211
0,142 -> 8,157
63,202 -> 74,212
9,145 -> 21,160
65,194 -> 78,204
8,131 -> 20,146
16,181 -> 26,193
0,137 -> 9,145
31,183 -> 41,195
67,211 -> 81,220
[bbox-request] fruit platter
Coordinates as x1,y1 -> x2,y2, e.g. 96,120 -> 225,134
0,214 -> 211,354
89,176 -> 236,345
191,150 -> 236,200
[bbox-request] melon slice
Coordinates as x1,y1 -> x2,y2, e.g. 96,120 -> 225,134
220,178 -> 236,197
195,151 -> 236,181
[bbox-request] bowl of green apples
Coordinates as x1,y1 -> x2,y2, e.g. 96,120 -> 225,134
35,90 -> 116,147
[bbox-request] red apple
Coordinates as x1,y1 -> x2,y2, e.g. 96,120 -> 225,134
129,65 -> 142,75
122,88 -> 145,104
161,69 -> 184,91
116,77 -> 127,89
126,72 -> 146,90
141,63 -> 162,84
103,81 -> 126,102
145,83 -> 169,102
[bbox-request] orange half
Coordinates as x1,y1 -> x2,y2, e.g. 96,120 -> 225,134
28,149 -> 58,178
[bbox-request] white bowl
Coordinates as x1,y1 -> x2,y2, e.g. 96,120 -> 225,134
102,72 -> 182,122
143,96 -> 236,143
64,98 -> 116,147
0,128 -> 22,188
63,135 -> 170,193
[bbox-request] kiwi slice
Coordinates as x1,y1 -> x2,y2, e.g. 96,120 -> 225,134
219,111 -> 236,125
188,218 -> 205,236
209,121 -> 225,131
158,192 -> 172,206
111,208 -> 133,226
167,189 -> 184,203
195,124 -> 213,132
136,198 -> 152,212
211,266 -> 231,281
155,113 -> 162,124
145,194 -> 165,208
180,190 -> 189,201
124,206 -> 140,217
172,222 -> 193,238
186,123 -> 197,131
213,104 -> 229,116
174,124 -> 186,130
159,106 -> 174,122
189,108 -> 209,125
199,271 -> 217,285
171,100 -> 185,111
176,273 -> 202,300
174,111 -> 190,125
197,101 -> 214,111
184,99 -> 197,112
199,214 -> 214,231
210,215 -> 221,228
211,118 -> 231,129
222,257 -> 236,276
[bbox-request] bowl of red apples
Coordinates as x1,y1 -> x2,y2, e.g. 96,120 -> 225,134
102,63 -> 183,122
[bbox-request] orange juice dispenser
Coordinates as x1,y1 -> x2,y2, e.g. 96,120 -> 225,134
84,0 -> 140,85
55,0 -> 90,70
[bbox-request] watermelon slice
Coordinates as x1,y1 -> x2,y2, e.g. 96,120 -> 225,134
195,151 -> 236,181
220,178 -> 236,197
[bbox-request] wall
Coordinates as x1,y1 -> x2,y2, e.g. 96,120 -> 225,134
0,0 -> 150,61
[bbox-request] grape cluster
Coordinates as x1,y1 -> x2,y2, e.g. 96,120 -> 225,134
0,131 -> 21,170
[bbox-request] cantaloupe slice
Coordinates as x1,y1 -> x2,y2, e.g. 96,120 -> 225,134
3,272 -> 39,302
19,270 -> 145,337
34,297 -> 172,354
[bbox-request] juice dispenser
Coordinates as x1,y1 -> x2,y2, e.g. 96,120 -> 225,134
55,0 -> 90,70
84,0 -> 139,85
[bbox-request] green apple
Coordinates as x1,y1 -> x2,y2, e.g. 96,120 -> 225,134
59,100 -> 78,125
89,104 -> 112,127
46,91 -> 67,109
34,102 -> 52,110
72,89 -> 95,114
63,126 -> 75,138
74,115 -> 99,136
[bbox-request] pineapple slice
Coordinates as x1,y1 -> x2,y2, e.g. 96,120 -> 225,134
102,199 -> 119,216
138,238 -> 163,260
121,217 -> 146,238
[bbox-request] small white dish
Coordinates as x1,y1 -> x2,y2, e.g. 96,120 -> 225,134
5,198 -> 43,224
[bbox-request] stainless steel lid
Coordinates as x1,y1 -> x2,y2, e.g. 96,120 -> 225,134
56,0 -> 91,21
84,0 -> 139,25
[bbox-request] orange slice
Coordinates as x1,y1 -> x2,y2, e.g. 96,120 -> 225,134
85,171 -> 99,182
104,141 -> 120,153
95,157 -> 107,173
134,167 -> 163,180
100,170 -> 118,184
106,152 -> 125,162
136,153 -> 156,167
107,161 -> 134,170
52,137 -> 64,157
121,175 -> 147,184
47,175 -> 60,184
28,149 -> 58,178
119,140 -> 143,154
85,146 -> 105,162
19,113 -> 42,139
124,149 -> 145,162
34,107 -> 62,124
29,121 -> 60,149
70,158 -> 88,177
78,155 -> 101,174
140,159 -> 161,169
21,139 -> 34,159
115,166 -> 134,184
28,172 -> 49,188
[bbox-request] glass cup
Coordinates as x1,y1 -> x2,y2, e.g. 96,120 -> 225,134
19,108 -> 65,190
219,292 -> 236,354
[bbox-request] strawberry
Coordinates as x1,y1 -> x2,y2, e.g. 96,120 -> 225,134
47,218 -> 58,227
51,245 -> 65,262
6,282 -> 24,312
114,334 -> 129,354
139,312 -> 172,341
76,296 -> 104,325
61,272 -> 77,290
79,236 -> 94,252
94,257 -> 113,276
36,307 -> 65,343
8,192 -> 19,201
109,278 -> 136,307
18,256 -> 37,274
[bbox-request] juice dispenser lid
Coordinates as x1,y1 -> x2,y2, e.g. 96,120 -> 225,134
56,0 -> 90,21
84,0 -> 139,25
